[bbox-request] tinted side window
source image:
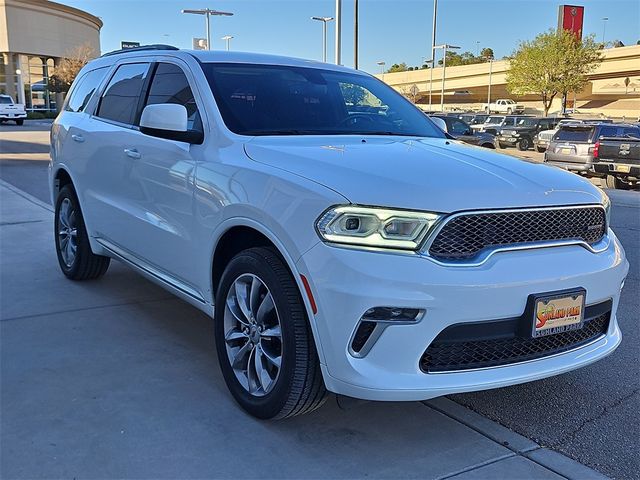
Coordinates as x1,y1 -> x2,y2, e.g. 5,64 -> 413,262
144,63 -> 202,131
97,63 -> 150,125
622,127 -> 640,138
449,119 -> 469,135
65,67 -> 109,113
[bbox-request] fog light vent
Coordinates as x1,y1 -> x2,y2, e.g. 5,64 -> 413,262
351,321 -> 377,353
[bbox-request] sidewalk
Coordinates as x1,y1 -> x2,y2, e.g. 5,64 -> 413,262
0,181 -> 607,479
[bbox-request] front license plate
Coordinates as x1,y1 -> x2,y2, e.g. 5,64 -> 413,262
615,165 -> 631,173
533,291 -> 585,338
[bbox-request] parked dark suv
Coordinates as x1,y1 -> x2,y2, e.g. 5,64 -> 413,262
497,117 -> 560,150
545,123 -> 640,189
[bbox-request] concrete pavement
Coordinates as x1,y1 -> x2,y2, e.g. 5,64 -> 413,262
0,180 -> 608,479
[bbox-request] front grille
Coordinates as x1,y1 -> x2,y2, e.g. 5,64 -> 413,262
421,311 -> 609,373
428,206 -> 606,261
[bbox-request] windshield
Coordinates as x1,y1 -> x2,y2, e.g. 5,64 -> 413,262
504,99 -> 515,104
201,63 -> 444,137
0,96 -> 13,104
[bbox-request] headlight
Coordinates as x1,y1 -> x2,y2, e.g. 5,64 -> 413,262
316,206 -> 441,250
602,192 -> 611,228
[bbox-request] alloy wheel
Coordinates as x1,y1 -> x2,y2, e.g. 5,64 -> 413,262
223,273 -> 283,396
58,198 -> 78,267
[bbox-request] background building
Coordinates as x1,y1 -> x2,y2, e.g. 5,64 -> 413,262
378,45 -> 640,118
0,0 -> 101,112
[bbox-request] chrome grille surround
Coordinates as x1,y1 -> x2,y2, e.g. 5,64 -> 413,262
422,205 -> 608,265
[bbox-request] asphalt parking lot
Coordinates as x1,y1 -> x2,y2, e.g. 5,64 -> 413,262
1,121 -> 638,479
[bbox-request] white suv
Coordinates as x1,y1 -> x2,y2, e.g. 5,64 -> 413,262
50,46 -> 628,419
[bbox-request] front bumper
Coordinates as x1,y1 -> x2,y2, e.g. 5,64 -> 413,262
498,135 -> 519,146
297,231 -> 628,401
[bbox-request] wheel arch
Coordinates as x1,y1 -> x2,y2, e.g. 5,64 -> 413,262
208,217 -> 327,364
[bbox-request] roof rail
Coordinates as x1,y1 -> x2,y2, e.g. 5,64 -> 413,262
101,44 -> 179,58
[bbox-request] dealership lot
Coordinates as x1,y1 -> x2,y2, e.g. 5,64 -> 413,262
1,122 -> 638,479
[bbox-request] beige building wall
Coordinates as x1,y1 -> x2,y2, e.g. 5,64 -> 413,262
379,45 -> 640,119
0,0 -> 101,110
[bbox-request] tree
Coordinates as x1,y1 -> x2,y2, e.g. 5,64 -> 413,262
480,47 -> 494,59
437,50 -> 490,66
48,43 -> 98,93
340,83 -> 367,105
506,29 -> 602,115
387,62 -> 408,73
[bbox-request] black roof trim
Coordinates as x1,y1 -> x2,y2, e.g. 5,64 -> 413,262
101,44 -> 179,58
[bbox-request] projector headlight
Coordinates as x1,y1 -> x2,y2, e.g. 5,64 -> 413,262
316,206 -> 441,250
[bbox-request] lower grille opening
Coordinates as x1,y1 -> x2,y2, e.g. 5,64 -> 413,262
420,302 -> 611,373
351,321 -> 377,353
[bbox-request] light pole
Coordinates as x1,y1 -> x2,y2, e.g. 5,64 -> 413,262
221,35 -> 233,51
335,0 -> 342,65
311,16 -> 334,62
181,8 -> 234,51
428,0 -> 438,110
601,17 -> 609,47
485,55 -> 494,112
435,43 -> 460,112
354,0 -> 359,69
377,61 -> 385,81
476,41 -> 480,57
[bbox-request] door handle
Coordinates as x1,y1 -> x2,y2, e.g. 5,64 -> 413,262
124,148 -> 141,159
71,134 -> 84,143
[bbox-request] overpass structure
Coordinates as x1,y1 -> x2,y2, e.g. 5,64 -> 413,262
377,45 -> 640,119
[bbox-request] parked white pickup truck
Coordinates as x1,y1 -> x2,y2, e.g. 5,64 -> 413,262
484,99 -> 525,114
0,94 -> 27,125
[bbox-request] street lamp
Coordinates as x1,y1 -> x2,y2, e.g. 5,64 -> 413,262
428,0 -> 438,110
221,35 -> 233,51
376,61 -> 385,80
434,43 -> 460,112
601,17 -> 609,47
181,8 -> 234,51
335,0 -> 342,65
485,54 -> 494,113
311,16 -> 334,62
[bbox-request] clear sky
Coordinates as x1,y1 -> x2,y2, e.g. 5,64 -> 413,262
60,0 -> 639,74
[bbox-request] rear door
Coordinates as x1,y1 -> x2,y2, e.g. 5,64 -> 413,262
80,61 -> 154,251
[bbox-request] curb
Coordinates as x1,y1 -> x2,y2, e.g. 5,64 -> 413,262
0,178 -> 53,213
425,397 -> 610,480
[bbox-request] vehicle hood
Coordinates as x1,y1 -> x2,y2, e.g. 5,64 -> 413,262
244,136 -> 605,213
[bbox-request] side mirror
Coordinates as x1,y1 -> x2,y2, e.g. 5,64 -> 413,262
140,104 -> 203,144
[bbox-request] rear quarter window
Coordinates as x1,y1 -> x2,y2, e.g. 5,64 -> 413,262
65,67 -> 109,113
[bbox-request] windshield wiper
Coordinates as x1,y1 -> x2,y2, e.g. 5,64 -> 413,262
348,131 -> 424,137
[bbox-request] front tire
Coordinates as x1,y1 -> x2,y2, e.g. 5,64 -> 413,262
536,146 -> 545,153
16,119 -> 24,126
214,247 -> 327,419
517,137 -> 531,150
54,185 -> 110,280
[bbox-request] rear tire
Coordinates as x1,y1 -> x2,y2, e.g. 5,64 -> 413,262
214,247 -> 327,419
605,174 -> 631,190
54,185 -> 110,280
481,143 -> 495,149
